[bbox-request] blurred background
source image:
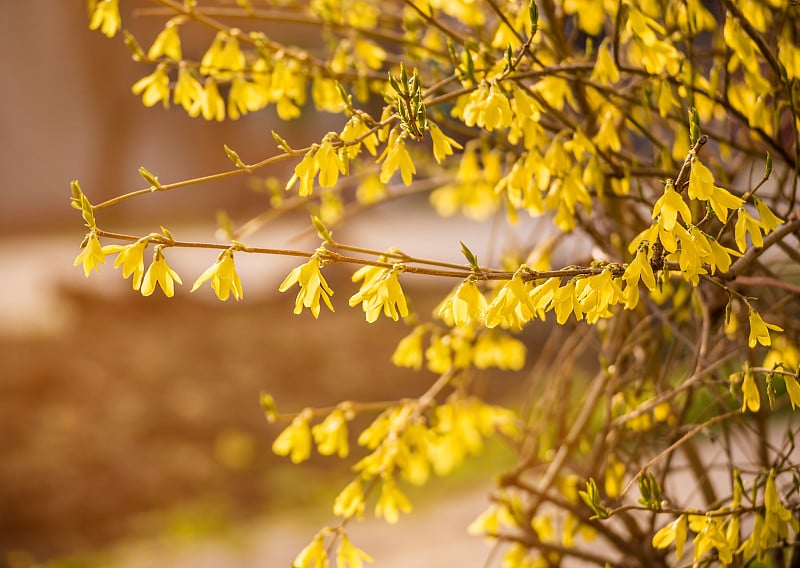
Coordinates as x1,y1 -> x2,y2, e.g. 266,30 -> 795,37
0,2 -> 543,566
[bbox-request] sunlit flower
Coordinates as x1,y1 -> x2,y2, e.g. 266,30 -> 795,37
173,65 -> 204,116
147,18 -> 182,60
132,64 -> 170,108
293,532 -> 329,568
391,326 -> 426,370
190,249 -> 243,301
141,248 -> 182,297
349,264 -> 408,323
429,123 -> 462,164
272,409 -> 313,464
103,239 -> 148,289
336,534 -> 373,568
375,475 -> 411,524
333,478 -> 365,519
73,231 -> 106,277
279,250 -> 335,318
378,132 -> 416,185
436,278 -> 487,328
89,0 -> 121,38
312,408 -> 350,458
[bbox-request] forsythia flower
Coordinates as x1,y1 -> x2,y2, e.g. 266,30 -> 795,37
190,249 -> 243,301
735,207 -> 764,252
89,0 -> 121,38
141,248 -> 182,297
312,408 -> 350,458
436,278 -> 487,328
273,409 -> 313,464
333,478 -> 365,519
147,18 -> 182,60
336,534 -> 373,568
74,231 -> 106,277
748,309 -> 782,348
132,64 -> 170,108
375,475 -> 412,524
293,533 -> 329,568
391,326 -> 426,369
279,250 -> 335,318
103,239 -> 148,289
653,181 -> 691,232
349,264 -> 408,323
754,197 -> 784,233
378,132 -> 416,185
741,367 -> 760,412
429,123 -> 463,164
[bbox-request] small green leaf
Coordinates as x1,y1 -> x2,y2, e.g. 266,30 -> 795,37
688,107 -> 700,146
138,166 -> 162,190
123,30 -> 146,62
765,152 -> 773,178
460,241 -> 479,271
335,81 -> 353,111
312,215 -> 333,244
529,0 -> 539,37
271,130 -> 292,152
160,226 -> 174,242
224,144 -> 247,169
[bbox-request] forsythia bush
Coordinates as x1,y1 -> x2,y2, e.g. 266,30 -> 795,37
76,0 -> 800,565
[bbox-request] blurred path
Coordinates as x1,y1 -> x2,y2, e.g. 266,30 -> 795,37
113,484 -> 494,568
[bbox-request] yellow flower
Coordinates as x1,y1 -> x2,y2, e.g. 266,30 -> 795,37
201,78 -> 226,121
132,64 -> 170,108
735,208 -> 764,252
190,249 -> 243,301
293,533 -> 329,568
378,132 -> 416,185
286,146 -> 320,197
429,123 -> 463,164
652,181 -> 691,232
590,39 -> 620,84
391,326 -> 426,370
748,309 -> 782,348
754,197 -> 784,233
623,245 -> 656,291
436,278 -> 487,328
688,157 -> 715,201
375,475 -> 412,524
279,250 -> 335,318
173,66 -> 204,116
483,84 -> 513,131
741,367 -> 760,412
349,265 -> 408,323
103,239 -> 148,290
88,0 -> 120,38
336,534 -> 373,568
272,410 -> 313,464
74,231 -> 106,277
708,186 -> 744,223
147,18 -> 182,60
707,236 -> 740,273
312,408 -> 350,458
141,248 -> 182,297
316,138 -> 346,189
333,478 -> 365,519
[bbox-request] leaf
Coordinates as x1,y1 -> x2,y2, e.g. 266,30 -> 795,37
224,144 -> 247,169
529,0 -> 539,37
688,107 -> 700,146
138,166 -> 162,190
271,130 -> 292,152
460,241 -> 479,271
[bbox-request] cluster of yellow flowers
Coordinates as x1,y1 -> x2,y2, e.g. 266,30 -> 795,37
79,0 -> 800,565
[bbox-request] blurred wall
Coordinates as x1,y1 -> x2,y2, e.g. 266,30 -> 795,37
0,1 -> 294,235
